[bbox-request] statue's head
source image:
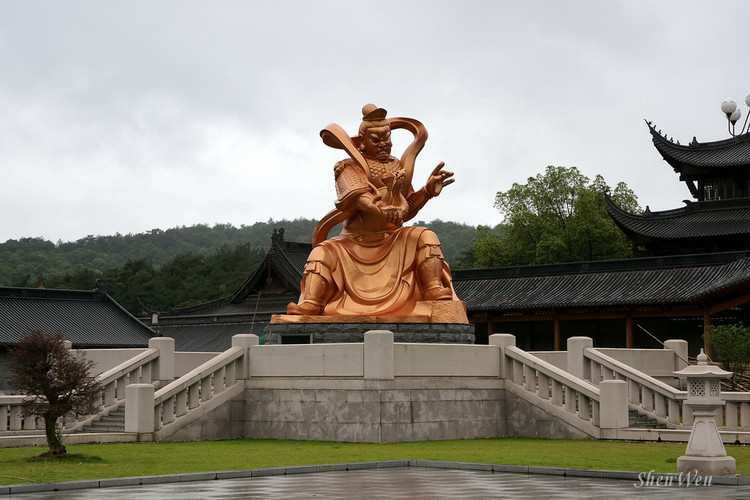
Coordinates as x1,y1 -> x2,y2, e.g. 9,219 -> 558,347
358,104 -> 391,160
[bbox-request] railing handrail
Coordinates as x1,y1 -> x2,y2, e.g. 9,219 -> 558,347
0,395 -> 26,405
96,348 -> 159,386
154,346 -> 244,405
505,345 -> 599,400
584,347 -> 685,399
722,392 -> 750,402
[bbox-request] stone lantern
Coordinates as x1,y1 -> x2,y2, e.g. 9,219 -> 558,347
673,348 -> 736,476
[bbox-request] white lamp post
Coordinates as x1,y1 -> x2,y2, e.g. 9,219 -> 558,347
674,349 -> 736,476
721,95 -> 750,136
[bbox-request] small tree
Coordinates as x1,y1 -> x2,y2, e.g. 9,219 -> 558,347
708,323 -> 750,390
8,330 -> 101,455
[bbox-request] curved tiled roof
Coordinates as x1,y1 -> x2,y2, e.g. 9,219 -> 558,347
606,196 -> 750,240
0,287 -> 154,347
452,252 -> 750,312
648,121 -> 750,170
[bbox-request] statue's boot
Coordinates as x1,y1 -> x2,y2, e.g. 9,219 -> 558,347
418,243 -> 452,301
422,279 -> 453,301
287,301 -> 323,315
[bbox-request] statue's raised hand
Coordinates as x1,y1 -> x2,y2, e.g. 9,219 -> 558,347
425,162 -> 454,197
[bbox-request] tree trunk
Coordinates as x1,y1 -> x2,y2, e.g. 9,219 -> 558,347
44,414 -> 66,456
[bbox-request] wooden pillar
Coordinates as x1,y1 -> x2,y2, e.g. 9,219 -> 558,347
625,310 -> 633,349
703,306 -> 712,359
554,314 -> 561,351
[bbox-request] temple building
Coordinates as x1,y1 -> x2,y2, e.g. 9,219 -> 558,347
476,122 -> 750,353
606,123 -> 750,256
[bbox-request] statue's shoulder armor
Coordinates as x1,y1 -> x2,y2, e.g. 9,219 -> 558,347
334,159 -> 370,204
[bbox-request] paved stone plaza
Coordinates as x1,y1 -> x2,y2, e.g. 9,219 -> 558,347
4,464 -> 750,499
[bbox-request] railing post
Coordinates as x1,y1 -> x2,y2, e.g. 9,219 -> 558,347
512,359 -> 524,386
742,402 -> 750,428
104,381 -> 116,406
599,380 -> 628,429
149,337 -> 175,384
232,334 -> 259,380
642,386 -> 654,411
538,372 -> 550,399
188,383 -> 200,409
9,406 -> 22,431
726,402 -> 738,428
125,383 -> 155,433
567,337 -> 593,380
564,387 -> 576,414
668,399 -> 681,425
551,380 -> 563,406
116,374 -> 128,401
200,376 -> 212,402
524,366 -> 536,392
364,330 -> 394,380
664,339 -> 688,372
0,405 -> 7,431
579,394 -> 591,420
590,361 -> 601,384
628,379 -> 639,404
489,333 -> 516,379
176,389 -> 188,417
140,362 -> 152,384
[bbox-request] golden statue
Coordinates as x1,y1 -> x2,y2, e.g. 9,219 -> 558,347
285,104 -> 466,322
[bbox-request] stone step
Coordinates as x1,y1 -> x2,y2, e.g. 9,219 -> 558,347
628,409 -> 667,429
78,407 -> 126,433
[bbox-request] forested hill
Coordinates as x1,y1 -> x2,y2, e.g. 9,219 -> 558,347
0,219 -> 477,289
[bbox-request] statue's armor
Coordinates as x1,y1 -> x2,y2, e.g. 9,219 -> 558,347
333,159 -> 372,211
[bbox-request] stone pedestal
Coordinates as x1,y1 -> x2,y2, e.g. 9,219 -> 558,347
263,321 -> 474,344
267,300 -> 473,344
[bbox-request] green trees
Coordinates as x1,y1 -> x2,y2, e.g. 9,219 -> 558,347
709,324 -> 750,390
471,166 -> 640,267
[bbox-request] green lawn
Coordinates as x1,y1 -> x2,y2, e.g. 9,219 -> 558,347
1,438 -> 748,486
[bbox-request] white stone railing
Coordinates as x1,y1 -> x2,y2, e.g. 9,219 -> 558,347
718,392 -> 750,429
142,335 -> 257,437
583,345 -> 685,426
0,395 -> 42,432
1,337 -> 175,434
504,344 -> 602,428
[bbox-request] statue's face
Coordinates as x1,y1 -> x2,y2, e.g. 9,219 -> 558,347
359,125 -> 392,160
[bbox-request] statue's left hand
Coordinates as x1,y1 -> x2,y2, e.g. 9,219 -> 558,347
425,162 -> 454,197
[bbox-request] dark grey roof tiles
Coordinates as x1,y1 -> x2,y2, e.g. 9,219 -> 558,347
155,322 -> 266,352
453,253 -> 750,312
0,287 -> 153,347
606,196 -> 750,240
649,122 -> 750,169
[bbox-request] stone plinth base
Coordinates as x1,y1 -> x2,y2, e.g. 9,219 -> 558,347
273,300 -> 469,325
677,455 -> 736,476
263,322 -> 475,344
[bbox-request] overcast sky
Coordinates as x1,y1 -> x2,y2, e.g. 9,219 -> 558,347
1,1 -> 748,243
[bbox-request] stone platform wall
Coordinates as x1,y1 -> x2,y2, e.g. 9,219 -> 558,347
242,379 -> 506,443
264,322 -> 475,344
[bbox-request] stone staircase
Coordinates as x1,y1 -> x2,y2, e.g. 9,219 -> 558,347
628,408 -> 666,429
77,406 -> 125,433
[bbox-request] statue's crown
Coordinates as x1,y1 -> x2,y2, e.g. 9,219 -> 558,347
362,103 -> 387,122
